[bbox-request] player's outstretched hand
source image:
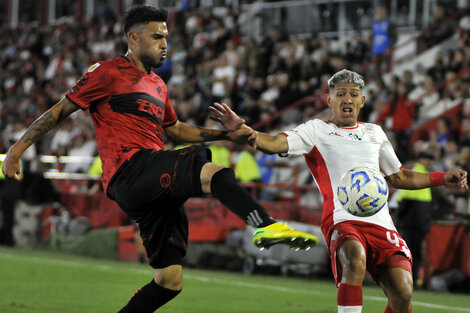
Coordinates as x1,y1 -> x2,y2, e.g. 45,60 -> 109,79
209,102 -> 244,131
444,169 -> 468,191
2,150 -> 22,180
227,125 -> 258,147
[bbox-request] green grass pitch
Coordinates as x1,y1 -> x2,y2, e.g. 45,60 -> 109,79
0,246 -> 469,313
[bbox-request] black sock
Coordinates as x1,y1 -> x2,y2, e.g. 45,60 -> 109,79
118,280 -> 181,313
210,168 -> 275,228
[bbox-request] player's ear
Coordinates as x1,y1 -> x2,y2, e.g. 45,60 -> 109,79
360,95 -> 365,108
127,31 -> 139,44
326,94 -> 332,108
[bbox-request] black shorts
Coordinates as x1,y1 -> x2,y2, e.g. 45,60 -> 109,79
109,146 -> 211,268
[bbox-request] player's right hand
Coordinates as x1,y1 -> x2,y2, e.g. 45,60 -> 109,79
2,150 -> 22,180
209,102 -> 245,131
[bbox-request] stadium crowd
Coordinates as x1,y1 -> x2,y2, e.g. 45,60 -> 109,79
0,3 -> 469,217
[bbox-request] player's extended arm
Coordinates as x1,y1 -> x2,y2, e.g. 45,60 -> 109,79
386,168 -> 468,190
2,97 -> 79,180
208,102 -> 289,154
164,120 -> 257,144
256,132 -> 289,155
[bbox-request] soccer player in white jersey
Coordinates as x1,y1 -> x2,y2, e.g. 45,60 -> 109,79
210,69 -> 468,313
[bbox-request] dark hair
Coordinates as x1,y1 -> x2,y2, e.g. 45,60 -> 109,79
123,6 -> 168,34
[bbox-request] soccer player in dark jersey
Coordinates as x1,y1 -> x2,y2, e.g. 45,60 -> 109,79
2,6 -> 318,313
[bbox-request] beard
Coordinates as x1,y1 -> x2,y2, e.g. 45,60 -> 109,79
140,52 -> 164,71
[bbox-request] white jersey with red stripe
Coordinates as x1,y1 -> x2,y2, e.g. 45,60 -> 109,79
281,119 -> 402,238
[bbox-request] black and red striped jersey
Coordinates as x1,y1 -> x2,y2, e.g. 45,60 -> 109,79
66,57 -> 177,193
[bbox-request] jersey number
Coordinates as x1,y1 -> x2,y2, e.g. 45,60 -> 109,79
386,231 -> 411,258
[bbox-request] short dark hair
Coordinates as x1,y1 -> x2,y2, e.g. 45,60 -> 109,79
123,6 -> 168,34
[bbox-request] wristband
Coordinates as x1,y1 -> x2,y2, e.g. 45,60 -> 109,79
430,172 -> 446,187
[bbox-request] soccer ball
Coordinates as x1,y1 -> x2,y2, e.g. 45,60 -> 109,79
337,166 -> 389,217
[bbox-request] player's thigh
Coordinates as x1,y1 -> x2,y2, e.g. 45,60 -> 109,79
379,266 -> 413,300
112,147 -> 212,207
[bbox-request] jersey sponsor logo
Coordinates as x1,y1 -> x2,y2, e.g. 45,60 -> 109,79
328,132 -> 342,137
109,92 -> 166,124
136,99 -> 164,120
87,63 -> 101,72
348,133 -> 362,141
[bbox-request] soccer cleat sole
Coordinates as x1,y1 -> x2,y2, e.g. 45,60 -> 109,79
254,236 -> 317,250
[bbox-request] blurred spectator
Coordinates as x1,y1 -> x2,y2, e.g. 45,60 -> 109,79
351,33 -> 371,65
256,153 -> 277,185
454,140 -> 470,174
396,151 -> 435,287
238,96 -> 260,125
211,54 -> 236,104
426,53 -> 447,87
62,132 -> 97,173
371,5 -> 397,74
93,0 -> 116,23
8,122 -> 37,172
0,177 -> 21,246
421,3 -> 456,49
435,116 -> 453,147
403,69 -> 416,95
376,81 -> 415,161
50,121 -> 73,155
0,139 -> 22,246
458,12 -> 470,46
234,145 -> 261,183
408,74 -> 440,122
209,141 -> 231,168
453,141 -> 470,214
449,49 -> 466,77
441,137 -> 460,171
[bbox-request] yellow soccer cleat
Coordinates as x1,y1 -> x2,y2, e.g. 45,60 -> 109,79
252,222 -> 319,250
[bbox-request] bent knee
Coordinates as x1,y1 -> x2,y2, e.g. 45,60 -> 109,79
154,265 -> 184,291
342,256 -> 366,276
154,275 -> 183,291
395,284 -> 413,304
200,163 -> 227,193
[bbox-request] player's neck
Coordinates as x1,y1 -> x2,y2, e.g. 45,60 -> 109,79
124,51 -> 150,74
330,118 -> 358,128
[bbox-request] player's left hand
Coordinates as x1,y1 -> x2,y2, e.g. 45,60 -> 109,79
209,102 -> 244,131
444,169 -> 468,191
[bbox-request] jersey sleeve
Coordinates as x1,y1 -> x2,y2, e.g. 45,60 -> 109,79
66,62 -> 109,110
377,125 -> 402,176
281,120 -> 317,156
159,82 -> 177,127
162,94 -> 177,127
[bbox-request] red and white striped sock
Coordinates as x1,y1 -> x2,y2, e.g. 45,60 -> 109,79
337,283 -> 362,313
